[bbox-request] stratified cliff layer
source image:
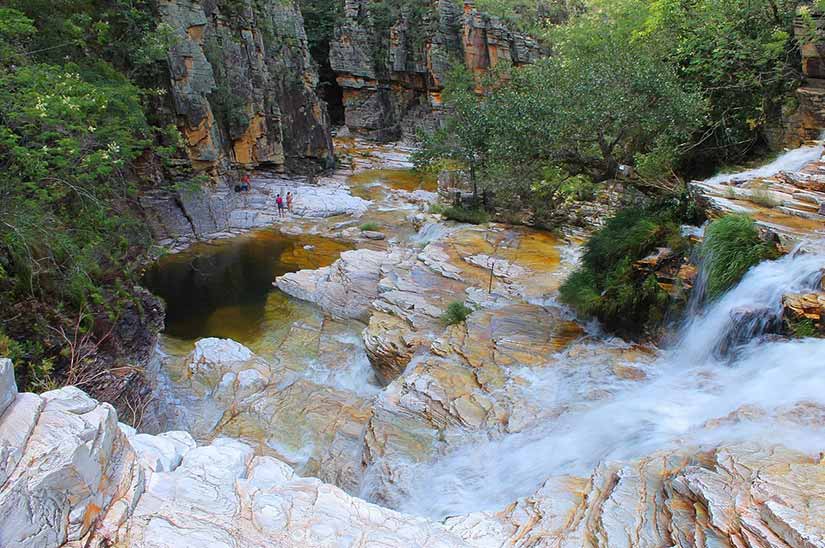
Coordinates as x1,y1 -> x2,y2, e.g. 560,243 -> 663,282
330,0 -> 542,140
160,0 -> 334,174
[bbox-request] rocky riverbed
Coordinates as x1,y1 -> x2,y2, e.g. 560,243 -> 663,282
3,140 -> 825,547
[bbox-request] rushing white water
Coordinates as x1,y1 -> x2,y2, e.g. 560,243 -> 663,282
305,333 -> 382,397
703,142 -> 824,185
387,251 -> 825,520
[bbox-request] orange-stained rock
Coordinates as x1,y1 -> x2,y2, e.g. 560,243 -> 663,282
783,291 -> 825,332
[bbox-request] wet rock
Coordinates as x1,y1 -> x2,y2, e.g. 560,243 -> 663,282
159,341 -> 374,492
449,443 -> 825,548
633,247 -> 674,271
362,230 -> 386,240
119,440 -> 469,548
276,248 -> 407,321
189,337 -> 254,375
783,291 -> 825,332
363,312 -> 419,385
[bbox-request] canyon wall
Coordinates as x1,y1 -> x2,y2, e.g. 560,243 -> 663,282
159,0 -> 334,175
778,5 -> 825,145
330,0 -> 542,140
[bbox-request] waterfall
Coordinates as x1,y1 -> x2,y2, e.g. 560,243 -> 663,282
383,250 -> 825,520
675,249 -> 823,363
702,141 -> 824,186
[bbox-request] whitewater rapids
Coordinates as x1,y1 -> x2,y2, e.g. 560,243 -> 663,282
381,250 -> 825,520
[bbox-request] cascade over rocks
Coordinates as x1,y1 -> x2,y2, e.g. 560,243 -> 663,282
3,356 -> 825,547
690,145 -> 825,247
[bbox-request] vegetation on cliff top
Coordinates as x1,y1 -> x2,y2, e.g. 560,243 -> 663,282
0,4 -> 177,391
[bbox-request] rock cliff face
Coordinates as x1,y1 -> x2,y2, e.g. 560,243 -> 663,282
160,0 -> 334,174
330,0 -> 542,140
781,5 -> 825,145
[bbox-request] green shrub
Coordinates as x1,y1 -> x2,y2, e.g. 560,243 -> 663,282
360,222 -> 380,232
701,214 -> 780,299
428,202 -> 447,215
559,206 -> 690,336
442,301 -> 473,326
443,206 -> 490,225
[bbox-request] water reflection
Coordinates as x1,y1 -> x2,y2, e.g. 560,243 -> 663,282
143,229 -> 351,344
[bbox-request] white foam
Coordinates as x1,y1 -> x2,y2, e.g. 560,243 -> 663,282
381,250 -> 825,520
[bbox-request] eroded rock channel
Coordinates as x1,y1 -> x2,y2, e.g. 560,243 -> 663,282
3,139 -> 825,547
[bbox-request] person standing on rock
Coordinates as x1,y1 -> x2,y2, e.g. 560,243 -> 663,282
276,193 -> 284,218
241,173 -> 251,192
286,191 -> 293,213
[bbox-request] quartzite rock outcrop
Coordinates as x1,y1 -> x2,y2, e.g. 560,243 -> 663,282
3,357 -> 825,547
160,0 -> 333,174
330,0 -> 542,140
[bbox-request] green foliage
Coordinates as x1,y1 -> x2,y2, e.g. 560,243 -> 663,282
0,5 -> 173,391
700,214 -> 780,299
467,0 -> 584,36
559,206 -> 690,335
428,202 -> 448,215
299,0 -> 344,82
416,6 -> 705,214
441,301 -> 473,326
418,0 -> 803,217
443,206 -> 490,225
414,65 -> 493,198
641,0 -> 801,167
787,317 -> 818,338
360,222 -> 380,232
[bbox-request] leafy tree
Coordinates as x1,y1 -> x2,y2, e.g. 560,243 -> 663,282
414,65 -> 495,200
639,0 -> 802,167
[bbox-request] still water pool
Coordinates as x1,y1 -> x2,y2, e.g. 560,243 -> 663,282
143,229 -> 350,346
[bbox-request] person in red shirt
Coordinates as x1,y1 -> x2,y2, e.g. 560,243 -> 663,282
241,173 -> 251,192
276,194 -> 284,217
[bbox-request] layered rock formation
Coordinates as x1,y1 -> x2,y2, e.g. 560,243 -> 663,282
139,171 -> 369,249
330,0 -> 541,140
160,0 -> 333,174
0,358 -> 469,547
4,356 -> 825,547
447,443 -> 825,547
690,146 -> 825,247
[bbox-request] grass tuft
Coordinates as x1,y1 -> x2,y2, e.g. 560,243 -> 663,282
441,300 -> 473,326
701,214 -> 780,299
359,222 -> 380,232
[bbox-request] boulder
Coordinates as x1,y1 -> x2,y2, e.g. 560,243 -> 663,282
783,291 -> 825,332
0,386 -> 142,547
276,248 -> 406,321
119,440 -> 470,548
188,337 -> 254,376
